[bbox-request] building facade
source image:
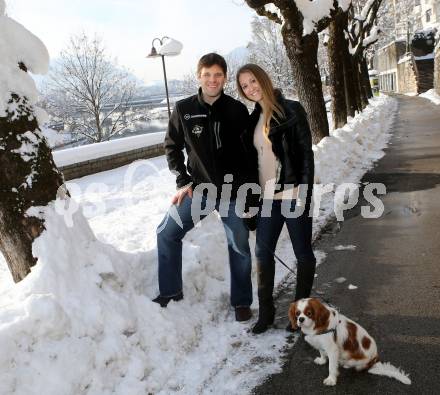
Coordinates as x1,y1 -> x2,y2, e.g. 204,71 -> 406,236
393,0 -> 440,38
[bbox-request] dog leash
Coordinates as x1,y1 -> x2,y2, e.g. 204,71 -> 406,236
255,235 -> 296,275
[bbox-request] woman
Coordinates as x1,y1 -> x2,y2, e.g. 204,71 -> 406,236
236,64 -> 316,334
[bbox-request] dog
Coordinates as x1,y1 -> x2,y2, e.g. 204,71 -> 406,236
288,298 -> 411,386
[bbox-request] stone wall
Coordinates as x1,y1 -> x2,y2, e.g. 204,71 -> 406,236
374,40 -> 407,73
397,58 -> 418,94
435,45 -> 440,95
59,143 -> 165,181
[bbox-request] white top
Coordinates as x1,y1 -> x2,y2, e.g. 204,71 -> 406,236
253,113 -> 298,200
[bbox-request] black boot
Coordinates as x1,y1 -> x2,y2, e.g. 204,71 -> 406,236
252,261 -> 275,334
294,258 -> 316,301
286,258 -> 316,332
152,291 -> 183,307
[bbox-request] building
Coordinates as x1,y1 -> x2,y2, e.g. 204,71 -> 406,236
393,0 -> 440,39
414,0 -> 440,30
374,1 -> 439,94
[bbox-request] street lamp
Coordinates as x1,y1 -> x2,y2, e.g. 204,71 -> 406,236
147,36 -> 183,119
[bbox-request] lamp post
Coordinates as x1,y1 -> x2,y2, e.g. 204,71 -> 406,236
147,36 -> 183,119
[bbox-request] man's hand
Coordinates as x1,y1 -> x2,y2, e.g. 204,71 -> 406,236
171,185 -> 193,206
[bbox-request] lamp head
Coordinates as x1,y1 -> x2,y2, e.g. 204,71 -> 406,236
147,46 -> 159,58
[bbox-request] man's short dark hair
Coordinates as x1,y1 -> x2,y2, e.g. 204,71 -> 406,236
197,53 -> 227,77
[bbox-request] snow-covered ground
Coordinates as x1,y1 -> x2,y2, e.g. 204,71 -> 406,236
0,96 -> 398,394
419,88 -> 440,105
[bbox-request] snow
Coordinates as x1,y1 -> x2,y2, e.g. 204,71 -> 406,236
157,37 -> 183,57
334,245 -> 356,251
363,26 -> 380,48
265,0 -> 353,37
160,95 -> 186,105
398,55 -> 412,64
414,52 -> 435,61
11,131 -> 40,161
0,4 -> 49,117
52,132 -> 166,167
40,126 -> 66,147
295,0 -> 335,35
0,95 -> 397,394
419,89 -> 440,105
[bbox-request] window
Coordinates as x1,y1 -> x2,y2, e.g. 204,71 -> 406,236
426,9 -> 432,22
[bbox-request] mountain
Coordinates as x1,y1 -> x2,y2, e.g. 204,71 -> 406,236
225,46 -> 249,63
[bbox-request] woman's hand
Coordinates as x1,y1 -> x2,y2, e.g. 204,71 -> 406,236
171,185 -> 193,206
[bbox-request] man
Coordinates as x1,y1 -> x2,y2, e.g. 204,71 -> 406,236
153,53 -> 253,322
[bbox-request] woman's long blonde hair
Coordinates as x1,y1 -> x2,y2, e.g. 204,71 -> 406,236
236,63 -> 285,138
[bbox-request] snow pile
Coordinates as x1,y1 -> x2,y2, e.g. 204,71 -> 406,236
419,89 -> 440,105
0,1 -> 48,119
313,95 -> 397,228
295,0 -> 351,35
157,37 -> 183,56
0,164 -> 288,394
0,95 -> 398,394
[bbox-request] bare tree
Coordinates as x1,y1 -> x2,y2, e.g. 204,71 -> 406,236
181,71 -> 199,96
247,16 -> 295,95
44,33 -> 139,143
224,53 -> 245,99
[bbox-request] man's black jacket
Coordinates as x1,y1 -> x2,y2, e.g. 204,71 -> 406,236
164,88 -> 254,199
241,90 -> 315,200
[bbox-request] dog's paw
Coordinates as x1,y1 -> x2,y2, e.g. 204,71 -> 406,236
323,376 -> 337,386
314,356 -> 327,365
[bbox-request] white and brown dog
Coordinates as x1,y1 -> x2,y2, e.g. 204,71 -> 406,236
288,298 -> 411,386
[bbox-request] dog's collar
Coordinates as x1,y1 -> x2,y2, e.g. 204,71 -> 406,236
300,327 -> 337,337
315,327 -> 337,336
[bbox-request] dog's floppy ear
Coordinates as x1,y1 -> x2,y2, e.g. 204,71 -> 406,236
288,302 -> 298,330
310,298 -> 330,331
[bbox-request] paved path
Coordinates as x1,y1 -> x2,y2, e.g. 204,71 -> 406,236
252,95 -> 440,395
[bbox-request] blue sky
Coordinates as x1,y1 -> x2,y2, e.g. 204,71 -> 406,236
7,0 -> 255,84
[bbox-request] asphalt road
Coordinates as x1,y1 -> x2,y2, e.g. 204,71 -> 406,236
252,95 -> 440,395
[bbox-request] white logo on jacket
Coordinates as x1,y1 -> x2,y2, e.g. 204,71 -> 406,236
192,125 -> 203,137
184,113 -> 207,120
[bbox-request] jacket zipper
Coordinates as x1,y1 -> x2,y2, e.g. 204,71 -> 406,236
214,121 -> 222,149
208,110 -> 218,184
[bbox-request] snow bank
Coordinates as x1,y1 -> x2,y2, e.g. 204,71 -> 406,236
313,95 -> 397,227
52,132 -> 166,167
419,89 -> 440,105
0,95 -> 397,394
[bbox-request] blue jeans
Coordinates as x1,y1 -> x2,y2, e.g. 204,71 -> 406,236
156,195 -> 252,307
255,199 -> 316,300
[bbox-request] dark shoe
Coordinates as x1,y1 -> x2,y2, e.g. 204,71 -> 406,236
152,292 -> 183,307
235,306 -> 252,322
252,305 -> 275,334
